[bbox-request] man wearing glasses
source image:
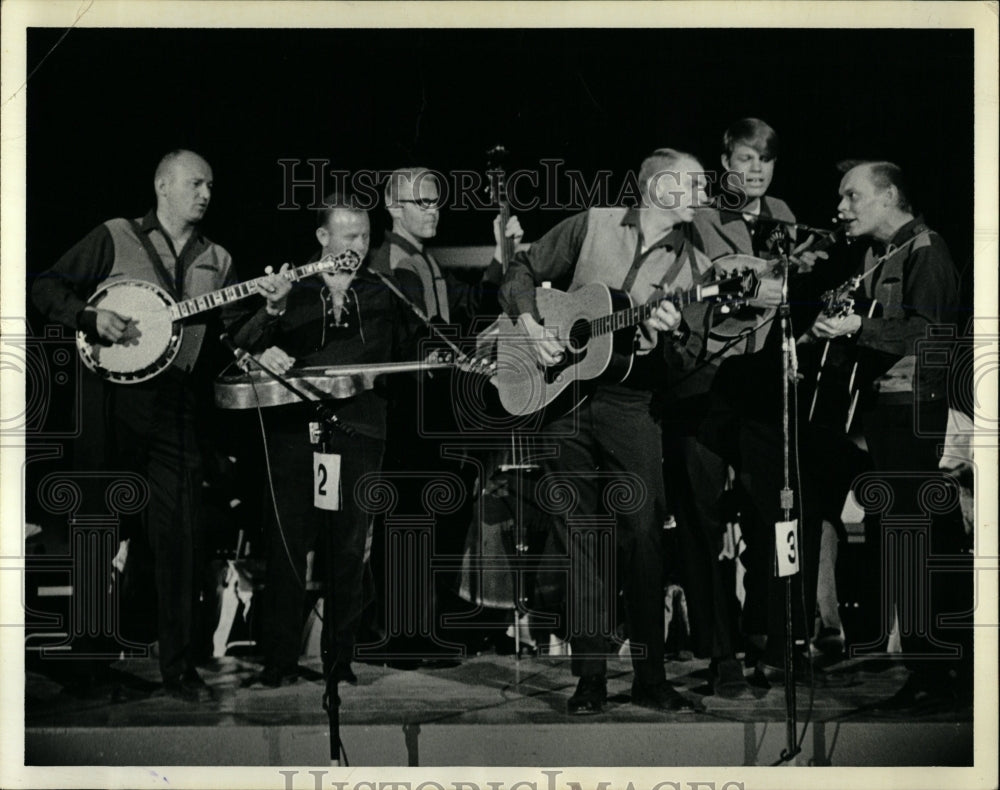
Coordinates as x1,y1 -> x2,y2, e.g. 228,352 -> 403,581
372,166 -> 520,326
368,166 -> 524,664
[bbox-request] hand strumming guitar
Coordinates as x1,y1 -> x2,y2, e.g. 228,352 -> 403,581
811,312 -> 861,339
256,345 -> 296,375
519,313 -> 565,367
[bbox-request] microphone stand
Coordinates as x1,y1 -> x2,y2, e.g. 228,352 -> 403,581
774,241 -> 801,764
220,333 -> 349,765
702,206 -> 840,242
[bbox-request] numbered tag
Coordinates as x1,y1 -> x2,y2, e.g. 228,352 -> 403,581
313,452 -> 341,511
775,519 -> 799,577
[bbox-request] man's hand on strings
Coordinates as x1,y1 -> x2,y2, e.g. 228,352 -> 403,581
811,312 -> 861,339
643,300 -> 682,334
257,345 -> 296,374
89,307 -> 133,343
789,233 -> 830,273
257,263 -> 292,311
493,214 -> 525,261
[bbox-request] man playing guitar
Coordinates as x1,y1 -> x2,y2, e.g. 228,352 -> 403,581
808,160 -> 970,713
498,147 -> 711,714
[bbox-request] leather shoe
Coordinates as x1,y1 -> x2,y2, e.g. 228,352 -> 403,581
631,681 -> 699,713
869,676 -> 968,716
245,664 -> 299,689
567,675 -> 607,715
324,661 -> 358,686
712,658 -> 751,698
163,669 -> 215,703
812,627 -> 845,657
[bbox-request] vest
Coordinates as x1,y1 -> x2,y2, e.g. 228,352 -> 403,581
863,228 -> 933,395
692,196 -> 796,261
104,218 -> 232,371
378,234 -> 450,323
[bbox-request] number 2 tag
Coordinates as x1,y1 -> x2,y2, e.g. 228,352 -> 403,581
775,519 -> 799,577
313,452 -> 341,511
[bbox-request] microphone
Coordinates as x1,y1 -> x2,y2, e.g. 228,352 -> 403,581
219,332 -> 252,369
697,207 -> 840,240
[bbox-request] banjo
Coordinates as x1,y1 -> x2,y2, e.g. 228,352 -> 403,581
76,251 -> 359,384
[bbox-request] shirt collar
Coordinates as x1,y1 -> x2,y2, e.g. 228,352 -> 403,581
869,215 -> 925,256
888,215 -> 927,247
712,196 -> 773,225
387,230 -> 427,258
622,207 -> 688,252
139,209 -> 205,244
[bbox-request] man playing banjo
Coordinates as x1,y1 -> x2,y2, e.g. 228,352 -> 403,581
32,149 -> 234,702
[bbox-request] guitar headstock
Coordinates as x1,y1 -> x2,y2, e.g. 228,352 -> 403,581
485,144 -> 510,206
316,249 -> 362,275
427,347 -> 497,377
714,268 -> 761,306
820,275 -> 861,318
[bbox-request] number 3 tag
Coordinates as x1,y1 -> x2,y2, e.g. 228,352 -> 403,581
775,519 -> 799,578
313,452 -> 341,511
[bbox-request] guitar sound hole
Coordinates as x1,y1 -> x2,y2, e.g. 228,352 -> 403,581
542,319 -> 590,385
567,319 -> 591,354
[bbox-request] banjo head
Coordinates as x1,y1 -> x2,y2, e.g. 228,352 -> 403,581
76,279 -> 181,383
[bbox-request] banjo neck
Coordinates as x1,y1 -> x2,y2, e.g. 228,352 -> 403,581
166,259 -> 337,321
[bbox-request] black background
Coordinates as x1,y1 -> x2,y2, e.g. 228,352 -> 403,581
25,27 -> 974,298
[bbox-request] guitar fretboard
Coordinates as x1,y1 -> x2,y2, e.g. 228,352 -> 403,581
589,283 -> 718,338
167,260 -> 338,320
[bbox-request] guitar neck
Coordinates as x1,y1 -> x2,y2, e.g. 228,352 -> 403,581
167,261 -> 328,320
314,360 -> 455,376
590,283 -> 715,338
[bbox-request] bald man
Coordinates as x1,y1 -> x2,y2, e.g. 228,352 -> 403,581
808,160 -> 970,713
32,149 -> 235,703
499,148 -> 713,714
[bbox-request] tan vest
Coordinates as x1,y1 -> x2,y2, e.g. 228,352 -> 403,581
104,218 -> 232,371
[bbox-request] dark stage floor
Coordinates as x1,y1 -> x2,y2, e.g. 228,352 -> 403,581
24,650 -> 974,767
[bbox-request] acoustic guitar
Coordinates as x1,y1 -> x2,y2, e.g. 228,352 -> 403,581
494,271 -> 758,417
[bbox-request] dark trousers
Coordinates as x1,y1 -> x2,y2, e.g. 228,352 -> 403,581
261,407 -> 383,672
539,386 -> 667,685
107,372 -> 205,683
861,398 -> 972,689
664,430 -> 739,660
